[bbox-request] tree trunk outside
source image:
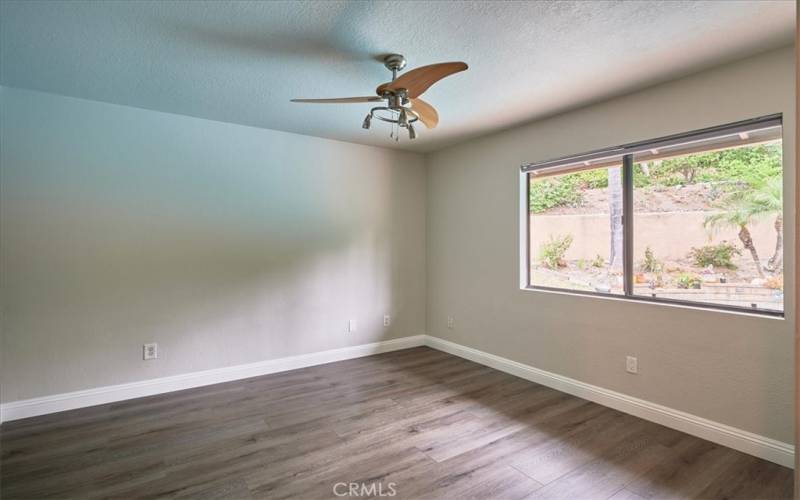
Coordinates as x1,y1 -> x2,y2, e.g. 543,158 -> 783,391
608,167 -> 623,271
767,214 -> 783,272
738,225 -> 765,278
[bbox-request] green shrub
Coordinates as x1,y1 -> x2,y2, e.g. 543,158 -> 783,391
573,169 -> 608,189
676,273 -> 702,289
640,246 -> 662,273
632,164 -> 654,188
529,176 -> 582,213
645,144 -> 782,187
688,242 -> 740,269
529,144 -> 782,214
529,169 -> 617,214
540,234 -> 573,269
591,254 -> 604,268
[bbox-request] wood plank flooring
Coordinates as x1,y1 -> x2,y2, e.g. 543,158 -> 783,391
1,346 -> 793,499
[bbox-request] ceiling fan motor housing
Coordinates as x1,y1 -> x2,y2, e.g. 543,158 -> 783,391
383,54 -> 407,73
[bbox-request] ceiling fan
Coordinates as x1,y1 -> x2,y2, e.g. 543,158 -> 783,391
291,54 -> 468,140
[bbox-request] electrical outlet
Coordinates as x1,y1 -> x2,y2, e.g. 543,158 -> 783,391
626,356 -> 638,374
348,319 -> 357,333
447,316 -> 455,329
383,315 -> 391,327
143,343 -> 158,360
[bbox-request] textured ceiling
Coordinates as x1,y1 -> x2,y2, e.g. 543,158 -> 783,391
1,1 -> 794,152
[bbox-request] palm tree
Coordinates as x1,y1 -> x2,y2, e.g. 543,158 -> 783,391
704,176 -> 783,278
704,205 -> 764,278
745,176 -> 782,272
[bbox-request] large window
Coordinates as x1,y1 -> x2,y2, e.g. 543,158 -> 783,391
524,115 -> 784,316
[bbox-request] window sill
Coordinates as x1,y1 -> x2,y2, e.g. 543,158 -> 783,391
521,285 -> 785,320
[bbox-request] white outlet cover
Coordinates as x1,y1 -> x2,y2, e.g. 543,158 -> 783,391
383,315 -> 391,327
143,343 -> 158,360
348,319 -> 357,333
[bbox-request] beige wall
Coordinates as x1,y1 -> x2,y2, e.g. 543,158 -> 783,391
0,87 -> 427,402
426,46 -> 795,442
532,212 -> 777,262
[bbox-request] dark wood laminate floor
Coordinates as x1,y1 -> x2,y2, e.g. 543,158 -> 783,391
1,346 -> 793,499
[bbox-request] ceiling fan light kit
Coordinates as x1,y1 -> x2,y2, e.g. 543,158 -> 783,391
291,54 -> 467,140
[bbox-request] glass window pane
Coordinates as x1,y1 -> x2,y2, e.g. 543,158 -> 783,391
529,165 -> 624,295
631,139 -> 783,313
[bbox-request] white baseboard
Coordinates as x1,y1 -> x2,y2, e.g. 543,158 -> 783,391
423,335 -> 794,469
0,335 -> 426,423
2,334 -> 792,469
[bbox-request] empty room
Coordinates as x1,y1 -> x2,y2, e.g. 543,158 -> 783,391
0,1 -> 797,499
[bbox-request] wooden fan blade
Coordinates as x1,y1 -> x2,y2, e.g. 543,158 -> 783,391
409,98 -> 439,129
376,62 -> 468,98
290,96 -> 383,103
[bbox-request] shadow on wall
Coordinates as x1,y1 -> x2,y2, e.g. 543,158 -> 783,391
159,1 -> 388,64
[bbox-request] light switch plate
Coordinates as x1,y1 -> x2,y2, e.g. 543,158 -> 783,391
626,356 -> 638,374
